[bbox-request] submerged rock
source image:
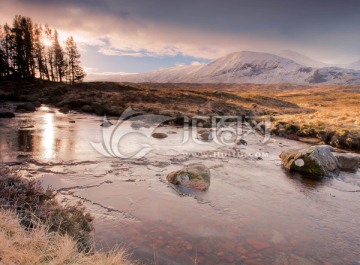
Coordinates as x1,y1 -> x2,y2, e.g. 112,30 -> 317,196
16,102 -> 36,112
280,145 -> 339,178
0,112 -> 15,118
166,163 -> 210,191
333,153 -> 359,172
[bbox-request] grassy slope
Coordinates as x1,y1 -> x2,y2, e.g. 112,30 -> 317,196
0,210 -> 134,265
0,167 -> 136,265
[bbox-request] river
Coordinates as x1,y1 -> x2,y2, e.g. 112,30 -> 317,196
0,105 -> 359,265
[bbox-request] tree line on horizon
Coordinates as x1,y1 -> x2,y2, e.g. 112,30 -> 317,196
0,15 -> 86,84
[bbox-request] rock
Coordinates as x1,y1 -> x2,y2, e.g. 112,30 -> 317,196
166,163 -> 211,191
275,253 -> 316,265
16,102 -> 36,112
131,121 -> 146,129
236,139 -> 248,145
100,119 -> 113,128
198,129 -> 212,141
247,238 -> 271,250
81,105 -> 93,113
279,145 -> 339,178
32,101 -> 41,107
0,112 -> 15,118
69,120 -> 76,123
151,132 -> 168,139
333,153 -> 359,172
59,107 -> 69,114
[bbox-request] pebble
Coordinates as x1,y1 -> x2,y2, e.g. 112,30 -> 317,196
247,238 -> 271,250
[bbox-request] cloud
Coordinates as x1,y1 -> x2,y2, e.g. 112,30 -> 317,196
85,71 -> 136,81
1,0 -> 360,64
191,61 -> 205,66
0,0 -> 287,60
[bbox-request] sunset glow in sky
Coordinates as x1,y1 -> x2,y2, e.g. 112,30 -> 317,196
1,0 -> 360,75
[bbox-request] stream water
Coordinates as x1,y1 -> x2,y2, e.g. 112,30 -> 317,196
0,105 -> 359,265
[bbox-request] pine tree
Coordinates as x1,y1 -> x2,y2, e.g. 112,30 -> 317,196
22,16 -> 35,78
11,15 -> 35,79
0,15 -> 86,82
0,27 -> 5,77
33,24 -> 47,79
3,23 -> 14,77
44,25 -> 55,81
65,36 -> 85,84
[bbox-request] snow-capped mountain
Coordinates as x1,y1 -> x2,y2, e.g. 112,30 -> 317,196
103,51 -> 360,84
346,60 -> 360,70
278,50 -> 330,68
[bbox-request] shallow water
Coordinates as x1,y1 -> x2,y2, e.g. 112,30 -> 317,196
1,106 -> 360,265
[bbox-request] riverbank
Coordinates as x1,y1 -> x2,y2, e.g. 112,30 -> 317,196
0,167 -> 136,265
0,80 -> 359,151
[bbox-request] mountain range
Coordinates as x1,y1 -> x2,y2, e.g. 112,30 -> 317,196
86,51 -> 360,84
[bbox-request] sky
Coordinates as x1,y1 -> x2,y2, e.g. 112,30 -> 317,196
1,0 -> 360,75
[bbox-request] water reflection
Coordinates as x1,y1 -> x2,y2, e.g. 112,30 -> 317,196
0,106 -> 101,162
284,170 -> 330,190
17,129 -> 34,152
42,113 -> 55,159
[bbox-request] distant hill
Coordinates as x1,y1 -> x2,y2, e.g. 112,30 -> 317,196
90,51 -> 360,84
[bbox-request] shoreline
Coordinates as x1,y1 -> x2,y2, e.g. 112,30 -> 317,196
0,80 -> 359,152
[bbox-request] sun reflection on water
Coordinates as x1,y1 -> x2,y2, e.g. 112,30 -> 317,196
42,113 -> 55,159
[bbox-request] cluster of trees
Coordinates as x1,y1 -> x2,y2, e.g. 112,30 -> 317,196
0,15 -> 86,84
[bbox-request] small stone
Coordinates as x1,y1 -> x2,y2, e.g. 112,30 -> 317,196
247,239 -> 271,250
16,102 -> 36,112
59,107 -> 69,114
0,112 -> 15,118
151,132 -> 168,139
32,101 -> 41,107
216,251 -> 224,257
226,255 -> 235,263
186,244 -> 192,250
237,139 -> 248,145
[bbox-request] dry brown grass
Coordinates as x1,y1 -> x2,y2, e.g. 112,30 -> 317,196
266,86 -> 360,150
0,80 -> 359,150
273,86 -> 360,134
0,210 -> 135,265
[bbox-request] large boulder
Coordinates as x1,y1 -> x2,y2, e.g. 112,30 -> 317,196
166,163 -> 210,191
16,102 -> 36,112
333,153 -> 359,172
0,112 -> 15,118
280,145 -> 339,178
